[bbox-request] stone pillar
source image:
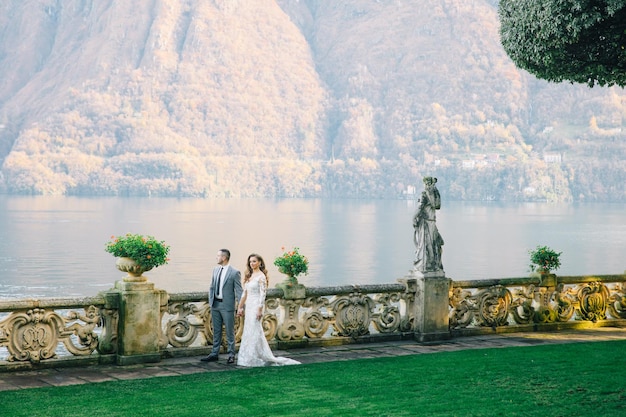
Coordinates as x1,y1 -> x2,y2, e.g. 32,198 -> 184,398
409,269 -> 451,342
113,280 -> 164,365
275,283 -> 306,342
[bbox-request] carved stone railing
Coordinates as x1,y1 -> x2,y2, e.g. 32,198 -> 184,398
160,282 -> 415,356
3,273 -> 625,370
0,294 -> 119,370
0,281 -> 415,369
449,274 -> 626,334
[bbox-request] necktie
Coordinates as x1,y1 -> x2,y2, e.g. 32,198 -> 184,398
216,267 -> 223,299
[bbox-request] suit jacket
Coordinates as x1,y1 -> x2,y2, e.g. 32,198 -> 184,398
209,265 -> 242,311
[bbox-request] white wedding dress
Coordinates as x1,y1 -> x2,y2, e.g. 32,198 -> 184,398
237,273 -> 300,367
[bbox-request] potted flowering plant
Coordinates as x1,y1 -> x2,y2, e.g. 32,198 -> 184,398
528,245 -> 562,273
529,245 -> 562,288
105,234 -> 170,279
274,247 -> 309,299
528,244 -> 562,313
274,247 -> 309,282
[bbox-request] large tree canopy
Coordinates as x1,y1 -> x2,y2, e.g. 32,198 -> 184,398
499,0 -> 626,87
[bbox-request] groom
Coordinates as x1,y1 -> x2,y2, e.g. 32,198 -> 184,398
201,249 -> 242,364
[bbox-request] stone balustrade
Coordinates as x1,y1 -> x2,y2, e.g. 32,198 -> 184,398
1,272 -> 625,371
0,294 -> 119,369
450,274 -> 626,335
160,282 -> 413,359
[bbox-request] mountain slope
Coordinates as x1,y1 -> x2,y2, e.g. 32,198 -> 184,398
0,0 -> 623,201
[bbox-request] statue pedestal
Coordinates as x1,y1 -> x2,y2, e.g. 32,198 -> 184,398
408,269 -> 451,342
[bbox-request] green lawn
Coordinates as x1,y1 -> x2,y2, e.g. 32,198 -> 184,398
3,340 -> 626,417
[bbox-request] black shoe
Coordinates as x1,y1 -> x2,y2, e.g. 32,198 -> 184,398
227,356 -> 235,364
200,355 -> 218,362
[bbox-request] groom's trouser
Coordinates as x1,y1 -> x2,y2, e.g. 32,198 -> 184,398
211,302 -> 236,356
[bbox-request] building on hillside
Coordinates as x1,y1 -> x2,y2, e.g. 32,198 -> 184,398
543,153 -> 562,164
462,160 -> 476,169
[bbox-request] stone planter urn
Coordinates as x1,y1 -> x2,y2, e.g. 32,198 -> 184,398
539,272 -> 557,287
275,274 -> 306,299
116,257 -> 153,282
531,270 -> 557,287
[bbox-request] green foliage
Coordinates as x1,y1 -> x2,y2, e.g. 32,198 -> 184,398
529,245 -> 562,273
273,247 -> 309,278
105,233 -> 170,269
499,0 -> 626,87
2,340 -> 626,416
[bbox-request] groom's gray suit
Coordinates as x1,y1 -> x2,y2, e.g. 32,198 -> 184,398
209,263 -> 242,359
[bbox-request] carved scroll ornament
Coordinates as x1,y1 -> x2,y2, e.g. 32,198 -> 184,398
0,306 -> 101,363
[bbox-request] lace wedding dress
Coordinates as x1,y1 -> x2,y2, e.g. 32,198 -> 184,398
237,273 -> 300,367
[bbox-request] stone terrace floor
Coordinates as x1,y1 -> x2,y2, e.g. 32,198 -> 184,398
2,327 -> 626,391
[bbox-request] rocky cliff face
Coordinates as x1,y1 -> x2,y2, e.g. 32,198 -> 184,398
0,0 -> 623,201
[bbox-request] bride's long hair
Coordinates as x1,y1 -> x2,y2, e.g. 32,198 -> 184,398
244,253 -> 269,286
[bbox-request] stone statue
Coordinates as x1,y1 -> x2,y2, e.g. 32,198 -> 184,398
413,177 -> 444,272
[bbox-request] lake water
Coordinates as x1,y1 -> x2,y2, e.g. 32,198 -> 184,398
0,196 -> 624,299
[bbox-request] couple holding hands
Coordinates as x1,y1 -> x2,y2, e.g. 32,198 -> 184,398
200,249 -> 300,367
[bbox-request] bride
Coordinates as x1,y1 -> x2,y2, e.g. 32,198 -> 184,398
236,253 -> 300,367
